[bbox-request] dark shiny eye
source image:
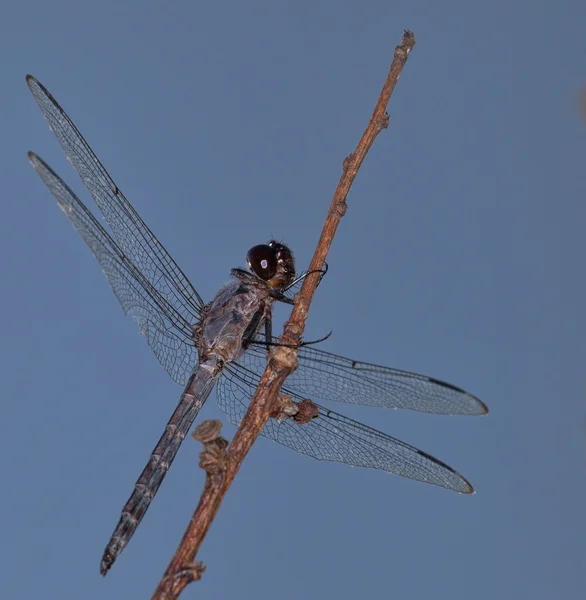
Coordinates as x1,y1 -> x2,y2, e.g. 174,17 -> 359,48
247,244 -> 277,280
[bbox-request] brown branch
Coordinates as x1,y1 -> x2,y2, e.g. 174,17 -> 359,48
152,29 -> 416,600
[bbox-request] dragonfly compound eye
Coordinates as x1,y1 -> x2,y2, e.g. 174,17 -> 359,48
247,244 -> 277,280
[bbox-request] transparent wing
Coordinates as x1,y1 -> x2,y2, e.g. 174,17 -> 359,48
29,153 -> 198,385
26,75 -> 203,332
218,362 -> 474,493
243,342 -> 487,416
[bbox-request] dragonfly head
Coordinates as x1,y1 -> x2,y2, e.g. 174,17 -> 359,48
247,240 -> 295,289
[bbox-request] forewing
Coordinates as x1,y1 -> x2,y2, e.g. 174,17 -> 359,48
243,343 -> 487,416
29,153 -> 197,385
218,362 -> 474,493
26,75 -> 203,330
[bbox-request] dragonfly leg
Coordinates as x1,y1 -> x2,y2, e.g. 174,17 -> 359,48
282,263 -> 329,294
247,329 -> 332,350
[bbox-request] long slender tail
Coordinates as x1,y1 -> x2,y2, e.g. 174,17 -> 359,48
100,360 -> 221,575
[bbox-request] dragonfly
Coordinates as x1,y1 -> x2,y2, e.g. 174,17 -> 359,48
26,75 -> 488,576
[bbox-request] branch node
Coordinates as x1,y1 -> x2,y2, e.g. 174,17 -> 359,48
291,398 -> 320,424
192,420 -> 228,479
284,319 -> 303,338
192,420 -> 223,444
160,562 -> 206,598
376,112 -> 390,132
270,343 -> 299,371
333,200 -> 347,218
270,395 -> 319,425
270,393 -> 298,423
343,153 -> 354,172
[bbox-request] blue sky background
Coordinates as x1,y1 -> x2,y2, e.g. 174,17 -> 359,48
1,1 -> 584,598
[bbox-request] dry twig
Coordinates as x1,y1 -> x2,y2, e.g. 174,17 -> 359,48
152,29 -> 416,600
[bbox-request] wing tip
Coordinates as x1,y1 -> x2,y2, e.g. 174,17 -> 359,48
415,446 -> 476,494
461,480 -> 475,494
28,151 -> 47,174
25,73 -> 40,92
451,473 -> 475,494
27,152 -> 52,176
26,74 -> 57,109
462,389 -> 488,415
461,389 -> 489,416
475,396 -> 489,415
428,377 -> 488,416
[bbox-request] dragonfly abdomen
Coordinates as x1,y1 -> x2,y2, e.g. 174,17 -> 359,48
100,359 -> 222,575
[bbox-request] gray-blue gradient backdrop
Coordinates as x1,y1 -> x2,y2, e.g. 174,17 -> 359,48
1,1 -> 584,599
